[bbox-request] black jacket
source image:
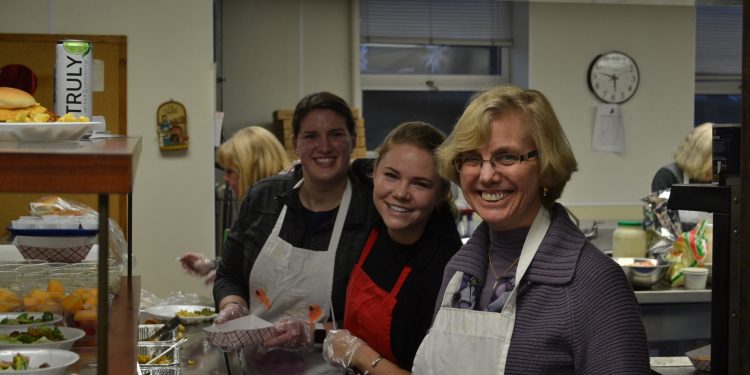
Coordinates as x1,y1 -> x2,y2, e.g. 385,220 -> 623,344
213,165 -> 376,320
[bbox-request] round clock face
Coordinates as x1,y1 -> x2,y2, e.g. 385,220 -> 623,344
587,51 -> 640,104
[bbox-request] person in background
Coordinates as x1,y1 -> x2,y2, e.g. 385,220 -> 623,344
179,126 -> 291,284
322,122 -> 461,374
411,85 -> 649,374
212,92 -> 375,374
651,122 -> 713,192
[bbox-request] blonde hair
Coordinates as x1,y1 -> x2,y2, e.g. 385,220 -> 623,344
436,85 -> 578,207
674,122 -> 713,181
216,126 -> 291,198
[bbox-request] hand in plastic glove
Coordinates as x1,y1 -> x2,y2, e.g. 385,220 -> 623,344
323,329 -> 363,368
178,252 -> 216,277
202,269 -> 217,285
214,302 -> 248,325
262,319 -> 314,351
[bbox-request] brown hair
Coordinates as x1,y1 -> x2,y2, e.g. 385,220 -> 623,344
292,91 -> 355,138
436,85 -> 578,207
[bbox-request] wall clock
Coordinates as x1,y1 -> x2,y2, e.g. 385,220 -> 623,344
587,51 -> 640,104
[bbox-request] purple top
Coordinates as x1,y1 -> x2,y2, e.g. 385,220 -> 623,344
435,203 -> 651,375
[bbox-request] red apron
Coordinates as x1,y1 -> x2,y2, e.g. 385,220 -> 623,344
344,228 -> 412,364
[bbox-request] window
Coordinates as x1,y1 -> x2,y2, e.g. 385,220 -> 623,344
360,0 -> 512,148
694,5 -> 741,126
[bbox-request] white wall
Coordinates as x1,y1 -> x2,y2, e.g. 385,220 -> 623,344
0,0 -> 217,300
0,0 -> 701,299
221,0 -> 354,137
527,3 -> 695,220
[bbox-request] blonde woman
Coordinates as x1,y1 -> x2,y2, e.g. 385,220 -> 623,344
216,125 -> 292,199
179,126 -> 291,283
411,85 -> 649,374
651,122 -> 713,192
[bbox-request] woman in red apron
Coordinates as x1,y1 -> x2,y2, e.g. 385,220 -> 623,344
322,122 -> 462,374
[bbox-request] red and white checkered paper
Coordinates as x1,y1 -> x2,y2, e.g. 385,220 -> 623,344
203,314 -> 276,351
14,235 -> 94,263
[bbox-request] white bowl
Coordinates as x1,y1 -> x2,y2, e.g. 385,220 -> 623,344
0,325 -> 85,350
0,348 -> 79,374
145,305 -> 217,325
0,312 -> 63,329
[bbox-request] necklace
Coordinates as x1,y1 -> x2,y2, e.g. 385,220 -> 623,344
488,251 -> 520,290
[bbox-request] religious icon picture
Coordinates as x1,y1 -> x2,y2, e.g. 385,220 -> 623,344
157,100 -> 189,151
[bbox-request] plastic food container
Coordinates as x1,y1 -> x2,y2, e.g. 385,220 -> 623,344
612,221 -> 647,258
682,267 -> 709,290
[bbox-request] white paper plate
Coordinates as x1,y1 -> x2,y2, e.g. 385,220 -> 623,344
0,348 -> 79,375
0,325 -> 85,350
0,312 -> 63,329
0,116 -> 104,142
145,305 -> 217,325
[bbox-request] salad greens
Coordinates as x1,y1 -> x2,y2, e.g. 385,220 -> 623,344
0,325 -> 64,344
0,312 -> 55,325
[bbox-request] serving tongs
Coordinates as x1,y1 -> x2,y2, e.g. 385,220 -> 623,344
144,337 -> 188,365
145,316 -> 181,341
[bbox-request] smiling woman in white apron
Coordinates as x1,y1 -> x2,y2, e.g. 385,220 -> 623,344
212,92 -> 376,374
411,86 -> 650,374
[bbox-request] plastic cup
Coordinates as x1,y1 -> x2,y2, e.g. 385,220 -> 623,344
683,267 -> 709,290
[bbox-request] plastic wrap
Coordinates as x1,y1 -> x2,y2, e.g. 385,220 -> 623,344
28,196 -> 127,265
642,190 -> 713,287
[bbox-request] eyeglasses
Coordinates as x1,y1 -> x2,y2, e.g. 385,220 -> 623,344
453,150 -> 538,173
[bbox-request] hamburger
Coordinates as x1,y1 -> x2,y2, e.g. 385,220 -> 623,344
0,86 -> 56,122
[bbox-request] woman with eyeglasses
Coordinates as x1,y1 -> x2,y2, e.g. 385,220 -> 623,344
411,85 -> 650,374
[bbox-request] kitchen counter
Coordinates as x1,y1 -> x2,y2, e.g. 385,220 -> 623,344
650,357 -> 704,374
635,282 -> 711,304
66,319 -> 242,374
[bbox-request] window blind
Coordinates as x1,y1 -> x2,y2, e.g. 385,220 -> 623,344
696,6 -> 742,76
360,0 -> 512,46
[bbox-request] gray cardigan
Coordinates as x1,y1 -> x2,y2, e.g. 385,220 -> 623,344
436,203 -> 651,374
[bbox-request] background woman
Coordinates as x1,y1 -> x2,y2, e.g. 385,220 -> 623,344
412,85 -> 650,374
323,122 -> 461,374
651,122 -> 713,192
212,92 -> 375,374
179,126 -> 291,284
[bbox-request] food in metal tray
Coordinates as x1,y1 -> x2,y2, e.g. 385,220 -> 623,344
176,307 -> 214,318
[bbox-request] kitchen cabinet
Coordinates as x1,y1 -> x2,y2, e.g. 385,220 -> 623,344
0,137 -> 142,375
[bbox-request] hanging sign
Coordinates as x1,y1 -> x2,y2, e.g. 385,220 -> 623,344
157,100 -> 189,151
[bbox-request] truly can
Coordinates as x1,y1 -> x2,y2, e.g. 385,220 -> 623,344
55,39 -> 93,117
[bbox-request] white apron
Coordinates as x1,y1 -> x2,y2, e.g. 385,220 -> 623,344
411,207 -> 550,375
244,178 -> 352,375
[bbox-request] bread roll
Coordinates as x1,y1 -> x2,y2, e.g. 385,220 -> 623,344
0,87 -> 37,109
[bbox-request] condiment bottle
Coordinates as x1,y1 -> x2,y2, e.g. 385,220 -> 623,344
612,220 -> 647,258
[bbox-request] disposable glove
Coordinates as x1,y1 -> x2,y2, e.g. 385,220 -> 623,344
214,302 -> 249,325
202,269 -> 217,285
262,319 -> 314,351
322,329 -> 363,368
178,252 -> 215,277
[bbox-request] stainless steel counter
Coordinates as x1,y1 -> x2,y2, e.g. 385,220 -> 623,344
634,282 -> 711,304
635,283 -> 712,358
650,357 -> 704,374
